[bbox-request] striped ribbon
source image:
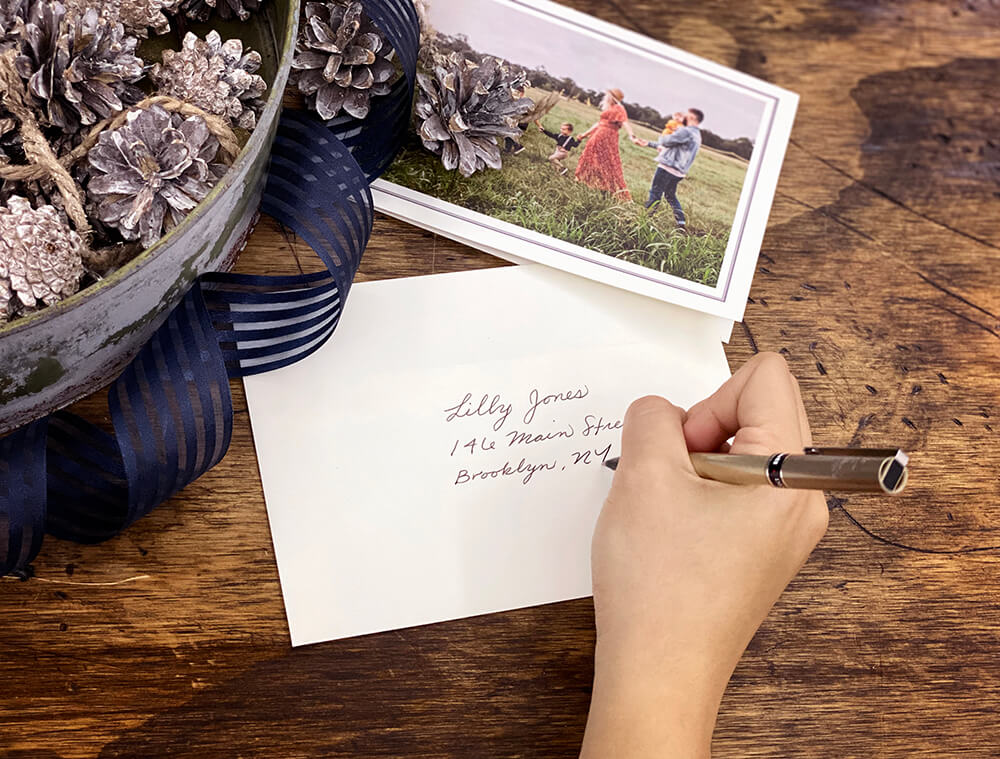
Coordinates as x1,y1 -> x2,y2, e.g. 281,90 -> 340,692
0,0 -> 420,576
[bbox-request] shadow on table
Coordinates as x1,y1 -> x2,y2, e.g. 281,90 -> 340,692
97,601 -> 596,758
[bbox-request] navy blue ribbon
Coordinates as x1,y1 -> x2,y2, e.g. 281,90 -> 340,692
0,0 -> 420,576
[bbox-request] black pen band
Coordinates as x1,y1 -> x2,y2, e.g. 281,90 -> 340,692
766,453 -> 788,488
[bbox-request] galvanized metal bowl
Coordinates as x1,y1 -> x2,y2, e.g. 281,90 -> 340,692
0,0 -> 300,435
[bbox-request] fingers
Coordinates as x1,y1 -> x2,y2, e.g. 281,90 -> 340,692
683,353 -> 807,455
791,374 -> 813,448
617,395 -> 695,477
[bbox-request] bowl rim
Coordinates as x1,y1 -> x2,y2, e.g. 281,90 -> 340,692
0,0 -> 301,340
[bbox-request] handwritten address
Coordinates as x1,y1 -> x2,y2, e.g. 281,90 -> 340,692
443,386 -> 622,485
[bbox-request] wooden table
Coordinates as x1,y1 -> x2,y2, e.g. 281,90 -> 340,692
4,1 -> 999,756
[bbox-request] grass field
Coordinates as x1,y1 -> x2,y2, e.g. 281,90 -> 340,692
382,88 -> 749,286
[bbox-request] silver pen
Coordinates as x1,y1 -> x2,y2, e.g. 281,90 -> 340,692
603,447 -> 909,494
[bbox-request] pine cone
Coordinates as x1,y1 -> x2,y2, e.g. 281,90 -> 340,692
151,31 -> 267,131
18,175 -> 77,221
0,0 -> 29,51
176,0 -> 259,22
0,107 -> 20,162
291,1 -> 396,120
415,52 -> 534,177
0,195 -> 84,322
63,0 -> 174,38
0,103 -> 24,207
0,130 -> 80,220
14,4 -> 143,134
86,104 -> 227,248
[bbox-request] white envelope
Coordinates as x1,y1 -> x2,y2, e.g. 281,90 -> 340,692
245,265 -> 731,646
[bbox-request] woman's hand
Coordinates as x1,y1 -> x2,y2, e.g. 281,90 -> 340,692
579,121 -> 601,141
581,353 -> 829,758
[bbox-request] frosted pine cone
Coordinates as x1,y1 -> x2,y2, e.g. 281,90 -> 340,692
14,4 -> 144,133
1,108 -> 24,217
0,107 -> 19,162
0,110 -> 79,211
416,52 -> 534,177
64,0 -> 174,38
86,105 -> 227,247
176,0 -> 260,22
0,0 -> 29,51
151,31 -> 267,131
291,1 -> 396,120
0,104 -> 24,203
0,195 -> 84,322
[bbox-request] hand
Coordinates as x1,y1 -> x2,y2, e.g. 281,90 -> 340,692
582,353 -> 828,758
537,125 -> 544,132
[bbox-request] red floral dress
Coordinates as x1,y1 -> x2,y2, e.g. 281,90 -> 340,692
574,103 -> 632,200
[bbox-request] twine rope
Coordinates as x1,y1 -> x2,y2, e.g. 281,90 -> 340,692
0,50 -> 91,235
0,50 -> 241,241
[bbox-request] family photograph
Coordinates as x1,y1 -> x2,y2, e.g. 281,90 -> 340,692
550,91 -> 706,230
382,0 -> 768,288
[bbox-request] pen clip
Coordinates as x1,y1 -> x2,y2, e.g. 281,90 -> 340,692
803,447 -> 908,465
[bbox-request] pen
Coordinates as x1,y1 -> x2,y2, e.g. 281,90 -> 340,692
603,447 -> 909,494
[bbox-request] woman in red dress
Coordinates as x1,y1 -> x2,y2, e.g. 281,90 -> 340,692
574,88 -> 636,201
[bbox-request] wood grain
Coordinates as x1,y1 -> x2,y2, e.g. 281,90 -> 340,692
4,1 -> 1000,756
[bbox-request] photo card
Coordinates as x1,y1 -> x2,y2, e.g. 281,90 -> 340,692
372,0 -> 798,321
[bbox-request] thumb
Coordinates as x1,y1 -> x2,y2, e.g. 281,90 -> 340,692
618,395 -> 695,477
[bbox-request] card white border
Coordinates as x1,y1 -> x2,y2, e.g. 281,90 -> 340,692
372,0 -> 798,321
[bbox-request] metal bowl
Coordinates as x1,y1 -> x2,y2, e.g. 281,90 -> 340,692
0,0 -> 299,435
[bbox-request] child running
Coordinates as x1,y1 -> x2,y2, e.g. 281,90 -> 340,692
537,120 -> 582,174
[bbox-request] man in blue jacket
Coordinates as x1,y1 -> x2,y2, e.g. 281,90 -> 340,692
632,107 -> 704,230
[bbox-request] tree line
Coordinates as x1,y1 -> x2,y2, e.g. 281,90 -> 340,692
429,33 -> 756,161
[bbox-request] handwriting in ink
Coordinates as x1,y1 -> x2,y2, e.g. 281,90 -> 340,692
582,415 -> 623,437
444,393 -> 513,432
455,458 -> 558,486
505,423 -> 575,447
523,385 -> 590,425
450,436 -> 497,456
569,443 -> 614,466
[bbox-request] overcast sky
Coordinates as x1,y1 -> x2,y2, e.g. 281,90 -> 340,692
425,0 -> 767,140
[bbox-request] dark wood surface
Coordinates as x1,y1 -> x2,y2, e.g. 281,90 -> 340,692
4,1 -> 1000,756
